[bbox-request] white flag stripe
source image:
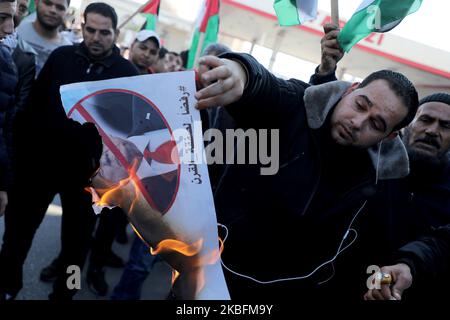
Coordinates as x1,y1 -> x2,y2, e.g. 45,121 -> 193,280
296,0 -> 318,23
355,0 -> 376,13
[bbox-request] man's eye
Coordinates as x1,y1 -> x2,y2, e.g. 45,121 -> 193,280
150,50 -> 158,55
355,102 -> 365,111
100,31 -> 111,36
370,119 -> 381,131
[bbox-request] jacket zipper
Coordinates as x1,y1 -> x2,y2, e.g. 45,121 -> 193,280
300,130 -> 322,216
86,63 -> 93,74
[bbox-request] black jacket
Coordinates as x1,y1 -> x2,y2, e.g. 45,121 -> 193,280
12,39 -> 36,113
13,42 -> 139,186
306,69 -> 450,301
214,53 -> 410,299
361,166 -> 450,301
0,45 -> 18,190
396,224 -> 450,285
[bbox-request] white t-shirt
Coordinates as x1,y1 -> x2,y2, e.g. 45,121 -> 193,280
17,20 -> 72,76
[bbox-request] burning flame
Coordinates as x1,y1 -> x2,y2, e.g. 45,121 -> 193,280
88,159 -> 140,211
150,236 -> 224,297
86,157 -> 227,298
195,237 -> 224,296
172,270 -> 180,285
150,238 -> 204,256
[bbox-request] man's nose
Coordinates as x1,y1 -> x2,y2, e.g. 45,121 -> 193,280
424,124 -> 439,137
92,31 -> 101,41
47,4 -> 57,14
350,114 -> 365,131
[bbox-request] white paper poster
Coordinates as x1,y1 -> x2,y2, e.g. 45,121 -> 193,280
60,71 -> 230,300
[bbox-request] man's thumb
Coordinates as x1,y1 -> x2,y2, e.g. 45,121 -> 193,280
323,23 -> 339,34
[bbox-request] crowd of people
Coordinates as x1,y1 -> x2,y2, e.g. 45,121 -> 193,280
0,0 -> 448,301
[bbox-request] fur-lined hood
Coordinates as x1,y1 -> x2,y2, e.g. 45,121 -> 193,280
303,80 -> 409,180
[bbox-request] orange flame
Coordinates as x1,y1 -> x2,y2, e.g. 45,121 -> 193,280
150,238 -> 204,256
86,158 -> 227,298
88,159 -> 140,210
150,237 -> 224,297
172,270 -> 180,285
195,237 -> 224,296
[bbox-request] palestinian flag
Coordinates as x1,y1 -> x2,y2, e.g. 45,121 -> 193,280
28,0 -> 36,14
141,0 -> 161,31
187,0 -> 220,69
273,0 -> 318,26
338,0 -> 423,52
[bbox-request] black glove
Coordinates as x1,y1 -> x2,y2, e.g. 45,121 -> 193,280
64,120 -> 103,188
82,122 -> 103,172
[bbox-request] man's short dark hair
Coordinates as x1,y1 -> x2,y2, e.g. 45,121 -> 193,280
158,47 -> 168,59
203,43 -> 231,57
84,2 -> 117,30
359,69 -> 418,131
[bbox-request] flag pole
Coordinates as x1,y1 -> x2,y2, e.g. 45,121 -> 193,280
331,0 -> 339,26
193,32 -> 206,68
118,0 -> 152,30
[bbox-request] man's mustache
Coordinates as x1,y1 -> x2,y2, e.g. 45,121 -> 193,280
415,135 -> 440,149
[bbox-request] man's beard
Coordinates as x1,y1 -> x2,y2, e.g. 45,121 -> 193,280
36,12 -> 61,31
402,128 -> 449,175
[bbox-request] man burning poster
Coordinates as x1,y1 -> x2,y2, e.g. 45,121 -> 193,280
60,71 -> 230,299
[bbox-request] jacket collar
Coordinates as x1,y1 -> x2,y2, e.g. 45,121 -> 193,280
303,80 -> 410,180
75,42 -> 121,68
18,38 -> 37,55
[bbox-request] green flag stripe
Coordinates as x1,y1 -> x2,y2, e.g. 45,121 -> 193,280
273,0 -> 301,26
338,0 -> 422,52
142,13 -> 157,30
187,30 -> 201,69
28,0 -> 36,14
187,14 -> 219,69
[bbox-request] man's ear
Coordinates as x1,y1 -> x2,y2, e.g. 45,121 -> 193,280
343,82 -> 360,96
114,29 -> 120,42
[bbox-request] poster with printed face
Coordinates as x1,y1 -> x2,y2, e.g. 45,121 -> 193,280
60,71 -> 230,300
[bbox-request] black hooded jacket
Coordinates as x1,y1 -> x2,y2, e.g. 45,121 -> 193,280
214,53 -> 410,299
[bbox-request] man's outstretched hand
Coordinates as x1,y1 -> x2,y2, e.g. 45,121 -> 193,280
195,56 -> 247,109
